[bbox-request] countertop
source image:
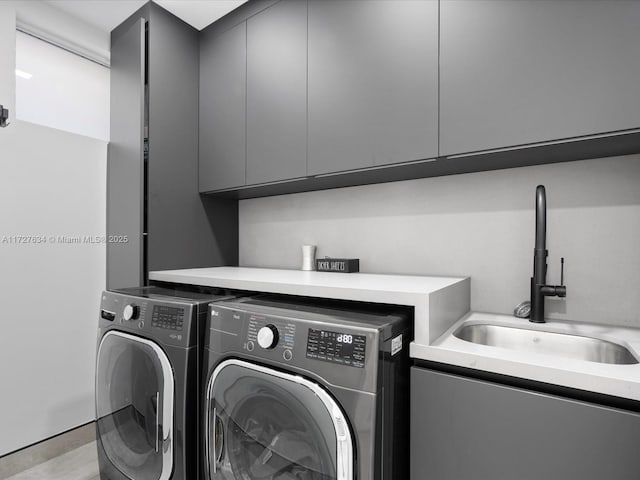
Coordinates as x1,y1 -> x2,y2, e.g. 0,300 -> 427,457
149,266 -> 471,345
411,311 -> 640,402
150,267 -> 640,401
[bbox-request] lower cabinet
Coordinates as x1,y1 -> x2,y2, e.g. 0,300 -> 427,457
411,367 -> 640,480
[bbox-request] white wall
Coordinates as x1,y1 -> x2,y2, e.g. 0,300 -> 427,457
10,0 -> 110,66
240,154 -> 640,329
0,3 -> 108,456
16,31 -> 110,141
0,121 -> 107,456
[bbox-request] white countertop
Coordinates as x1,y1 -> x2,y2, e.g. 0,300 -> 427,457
411,312 -> 640,402
151,267 -> 640,401
150,266 -> 471,345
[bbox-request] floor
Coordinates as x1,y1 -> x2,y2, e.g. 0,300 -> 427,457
3,442 -> 99,480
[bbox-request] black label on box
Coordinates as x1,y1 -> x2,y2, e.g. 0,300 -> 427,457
316,258 -> 359,273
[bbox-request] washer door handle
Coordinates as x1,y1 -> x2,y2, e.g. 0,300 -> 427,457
209,406 -> 225,478
334,407 -> 352,480
155,392 -> 160,453
212,407 -> 217,475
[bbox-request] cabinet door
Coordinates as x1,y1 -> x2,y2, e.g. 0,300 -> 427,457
199,22 -> 246,192
246,0 -> 307,185
440,0 -> 640,156
411,367 -> 640,480
108,18 -> 145,289
308,0 -> 438,176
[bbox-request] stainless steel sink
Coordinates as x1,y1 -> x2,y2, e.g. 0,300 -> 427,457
453,323 -> 638,365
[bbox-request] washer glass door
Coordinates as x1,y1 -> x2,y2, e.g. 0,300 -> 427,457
96,331 -> 174,480
206,360 -> 354,480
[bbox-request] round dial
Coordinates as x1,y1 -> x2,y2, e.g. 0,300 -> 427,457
123,304 -> 139,321
257,325 -> 279,349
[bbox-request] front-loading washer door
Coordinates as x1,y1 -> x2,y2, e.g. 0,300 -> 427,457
96,331 -> 174,480
205,359 -> 354,480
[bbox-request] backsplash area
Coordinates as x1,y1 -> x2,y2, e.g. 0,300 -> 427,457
239,154 -> 640,328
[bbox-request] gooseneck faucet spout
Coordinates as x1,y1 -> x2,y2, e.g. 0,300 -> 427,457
533,186 -> 548,308
530,185 -> 566,323
535,186 -> 547,260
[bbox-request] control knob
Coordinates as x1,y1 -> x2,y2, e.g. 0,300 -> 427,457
257,325 -> 279,349
123,304 -> 139,321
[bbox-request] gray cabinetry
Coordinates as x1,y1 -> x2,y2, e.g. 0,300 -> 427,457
199,21 -> 247,192
440,0 -> 640,156
196,0 -> 640,199
146,6 -> 237,275
246,0 -> 307,185
108,3 -> 238,290
411,367 -> 640,480
307,0 -> 439,175
107,19 -> 145,289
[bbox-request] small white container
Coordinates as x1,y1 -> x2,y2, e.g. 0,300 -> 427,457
301,245 -> 317,271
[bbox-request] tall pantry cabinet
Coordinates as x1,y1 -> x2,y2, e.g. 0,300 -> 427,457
107,3 -> 238,289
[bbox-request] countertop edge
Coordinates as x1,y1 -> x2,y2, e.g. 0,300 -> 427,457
410,311 -> 640,403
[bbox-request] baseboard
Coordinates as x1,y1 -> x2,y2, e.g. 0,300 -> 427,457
0,421 -> 96,480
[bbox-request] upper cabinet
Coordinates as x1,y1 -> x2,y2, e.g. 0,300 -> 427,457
440,0 -> 640,157
307,0 -> 439,175
246,0 -> 307,185
197,0 -> 640,198
199,21 -> 247,192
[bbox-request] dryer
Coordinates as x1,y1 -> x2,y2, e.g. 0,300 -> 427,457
96,286 -> 233,480
203,296 -> 412,480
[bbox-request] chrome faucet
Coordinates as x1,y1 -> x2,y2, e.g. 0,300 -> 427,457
530,185 -> 566,323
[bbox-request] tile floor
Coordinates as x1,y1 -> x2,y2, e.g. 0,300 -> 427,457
3,442 -> 99,480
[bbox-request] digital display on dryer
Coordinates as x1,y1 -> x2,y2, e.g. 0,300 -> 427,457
306,329 -> 366,368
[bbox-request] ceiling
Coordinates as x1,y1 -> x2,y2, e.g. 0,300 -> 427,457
44,0 -> 248,33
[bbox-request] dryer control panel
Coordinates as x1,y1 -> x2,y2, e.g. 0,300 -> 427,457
306,328 -> 367,368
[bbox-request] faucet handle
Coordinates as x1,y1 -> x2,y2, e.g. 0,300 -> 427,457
539,258 -> 567,298
556,257 -> 566,297
554,257 -> 567,298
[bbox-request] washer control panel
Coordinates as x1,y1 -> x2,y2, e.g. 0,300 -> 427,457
245,315 -> 296,358
151,305 -> 185,331
99,289 -> 216,348
306,329 -> 367,368
205,297 -> 405,392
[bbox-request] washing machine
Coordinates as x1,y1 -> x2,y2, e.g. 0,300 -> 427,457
95,286 -> 233,480
203,295 -> 412,480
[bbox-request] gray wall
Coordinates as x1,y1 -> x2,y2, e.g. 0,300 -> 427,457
239,154 -> 640,328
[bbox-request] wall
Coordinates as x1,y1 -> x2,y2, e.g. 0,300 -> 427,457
240,154 -> 640,329
0,4 -> 107,457
10,0 -> 110,66
15,31 -> 110,141
0,121 -> 107,456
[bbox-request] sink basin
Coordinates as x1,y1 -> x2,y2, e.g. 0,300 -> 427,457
453,323 -> 638,365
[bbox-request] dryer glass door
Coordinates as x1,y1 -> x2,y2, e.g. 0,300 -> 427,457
96,331 -> 174,480
205,359 -> 354,480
